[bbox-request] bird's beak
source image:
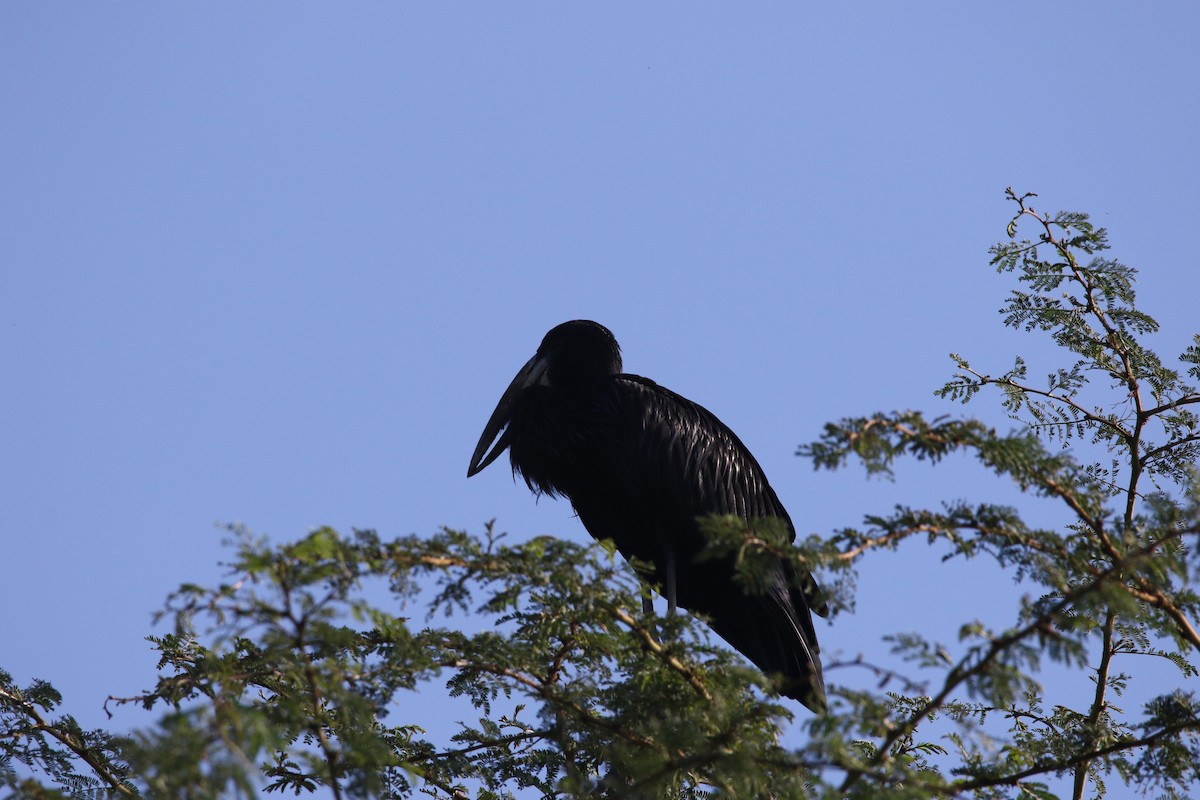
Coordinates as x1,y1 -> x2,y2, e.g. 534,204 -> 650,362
467,354 -> 549,477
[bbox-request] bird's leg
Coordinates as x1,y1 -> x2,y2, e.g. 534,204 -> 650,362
640,583 -> 662,639
665,551 -> 677,616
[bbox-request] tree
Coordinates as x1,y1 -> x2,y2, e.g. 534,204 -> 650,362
3,189 -> 1198,799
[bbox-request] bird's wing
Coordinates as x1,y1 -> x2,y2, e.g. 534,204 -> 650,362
615,375 -> 795,531
609,375 -> 828,619
595,376 -> 827,708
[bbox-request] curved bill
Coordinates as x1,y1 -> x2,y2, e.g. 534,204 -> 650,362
467,354 -> 548,477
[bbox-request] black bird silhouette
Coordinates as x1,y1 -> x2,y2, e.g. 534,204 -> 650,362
467,320 -> 827,711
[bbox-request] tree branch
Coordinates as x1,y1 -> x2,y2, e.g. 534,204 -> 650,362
0,686 -> 137,798
610,606 -> 713,701
1073,610 -> 1116,800
947,715 -> 1200,796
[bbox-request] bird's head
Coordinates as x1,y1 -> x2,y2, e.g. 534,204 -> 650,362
467,320 -> 621,477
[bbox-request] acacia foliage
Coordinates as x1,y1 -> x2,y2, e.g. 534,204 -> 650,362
3,189 -> 1199,799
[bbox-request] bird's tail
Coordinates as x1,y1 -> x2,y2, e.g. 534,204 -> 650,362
706,580 -> 826,713
764,583 -> 826,712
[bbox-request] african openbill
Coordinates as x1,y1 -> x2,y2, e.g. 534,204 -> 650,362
467,320 -> 827,711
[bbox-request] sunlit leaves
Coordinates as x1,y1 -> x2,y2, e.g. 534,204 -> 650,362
794,189 -> 1200,799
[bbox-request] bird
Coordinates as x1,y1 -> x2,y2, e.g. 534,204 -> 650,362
467,320 -> 828,711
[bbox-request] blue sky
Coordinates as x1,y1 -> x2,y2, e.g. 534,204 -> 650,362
2,1 -> 1198,786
